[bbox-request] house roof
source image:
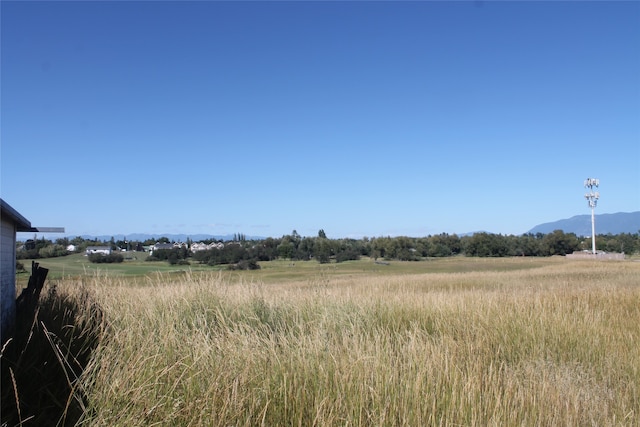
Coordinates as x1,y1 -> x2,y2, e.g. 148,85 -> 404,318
154,243 -> 175,249
0,199 -> 32,231
0,198 -> 64,233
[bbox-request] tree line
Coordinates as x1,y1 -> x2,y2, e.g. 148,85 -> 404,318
17,230 -> 640,266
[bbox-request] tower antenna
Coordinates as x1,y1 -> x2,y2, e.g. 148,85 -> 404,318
584,178 -> 599,255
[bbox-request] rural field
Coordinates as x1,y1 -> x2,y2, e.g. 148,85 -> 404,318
4,257 -> 640,426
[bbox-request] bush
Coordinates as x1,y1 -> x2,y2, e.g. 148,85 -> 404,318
16,248 -> 40,260
88,253 -> 124,264
147,248 -> 190,263
168,256 -> 190,266
38,244 -> 69,259
335,248 -> 361,263
195,245 -> 252,266
228,259 -> 261,270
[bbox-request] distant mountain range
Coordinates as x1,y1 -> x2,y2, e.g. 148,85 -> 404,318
77,233 -> 264,242
62,213 -> 640,241
527,212 -> 640,236
21,212 -> 639,242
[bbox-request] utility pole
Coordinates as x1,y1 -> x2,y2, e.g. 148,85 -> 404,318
584,178 -> 600,255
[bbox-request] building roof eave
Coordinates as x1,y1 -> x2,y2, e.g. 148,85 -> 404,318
1,199 -> 65,233
0,198 -> 32,231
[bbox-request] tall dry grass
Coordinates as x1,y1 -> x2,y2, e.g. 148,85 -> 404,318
27,261 -> 640,425
1,278 -> 105,426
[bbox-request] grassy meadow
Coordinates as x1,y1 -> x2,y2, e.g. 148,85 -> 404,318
17,252 -> 215,282
18,252 -> 556,282
3,257 -> 640,426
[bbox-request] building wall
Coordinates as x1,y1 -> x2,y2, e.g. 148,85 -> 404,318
1,217 -> 17,343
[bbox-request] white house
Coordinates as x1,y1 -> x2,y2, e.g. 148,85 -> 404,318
85,246 -> 112,256
190,242 -> 224,252
149,242 -> 189,256
153,243 -> 175,251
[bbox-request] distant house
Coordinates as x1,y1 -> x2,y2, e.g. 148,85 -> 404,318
1,199 -> 63,344
85,246 -> 112,256
190,242 -> 208,252
152,243 -> 174,251
190,242 -> 224,252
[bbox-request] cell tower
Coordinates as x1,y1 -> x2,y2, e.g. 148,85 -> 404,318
584,178 -> 599,255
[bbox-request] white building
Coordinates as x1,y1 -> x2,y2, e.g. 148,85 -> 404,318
190,242 -> 224,252
1,199 -> 63,344
85,246 -> 112,256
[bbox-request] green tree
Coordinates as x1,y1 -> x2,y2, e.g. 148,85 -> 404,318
463,233 -> 510,257
38,244 -> 69,258
261,238 -> 280,260
55,237 -> 70,247
542,230 -> 580,256
371,237 -> 391,260
314,238 -> 331,263
277,241 -> 295,259
513,234 -> 543,256
615,233 -> 639,254
296,237 -> 315,261
70,236 -> 85,246
335,239 -> 361,263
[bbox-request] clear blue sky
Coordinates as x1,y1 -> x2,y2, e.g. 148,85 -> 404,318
2,1 -> 639,239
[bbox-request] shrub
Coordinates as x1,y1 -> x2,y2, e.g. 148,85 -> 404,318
147,248 -> 190,263
16,248 -> 40,260
168,256 -> 190,266
228,259 -> 261,270
88,253 -> 124,264
335,248 -> 361,263
38,244 -> 69,259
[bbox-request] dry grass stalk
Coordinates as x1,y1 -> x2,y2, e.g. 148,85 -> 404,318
11,260 -> 637,426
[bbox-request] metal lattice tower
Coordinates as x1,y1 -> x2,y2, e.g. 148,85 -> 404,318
584,178 -> 600,255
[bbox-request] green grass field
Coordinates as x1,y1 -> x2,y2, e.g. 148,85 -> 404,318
20,252 -> 561,282
17,252 -> 217,286
5,256 -> 639,426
